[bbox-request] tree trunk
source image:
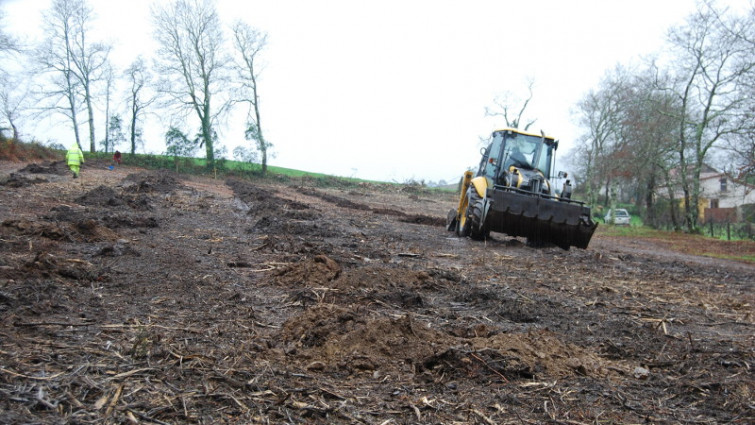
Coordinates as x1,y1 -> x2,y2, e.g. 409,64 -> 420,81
688,162 -> 703,233
67,88 -> 82,150
609,181 -> 618,223
9,120 -> 18,142
202,116 -> 214,170
667,189 -> 680,231
103,83 -> 110,153
603,176 -> 611,207
252,82 -> 267,174
85,86 -> 95,153
130,105 -> 137,155
584,149 -> 595,206
645,167 -> 656,228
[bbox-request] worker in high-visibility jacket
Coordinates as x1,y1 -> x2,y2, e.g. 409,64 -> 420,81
65,143 -> 85,178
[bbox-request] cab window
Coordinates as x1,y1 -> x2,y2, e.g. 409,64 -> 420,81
481,134 -> 504,178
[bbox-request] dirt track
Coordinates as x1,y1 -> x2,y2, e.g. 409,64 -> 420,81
1,160 -> 753,424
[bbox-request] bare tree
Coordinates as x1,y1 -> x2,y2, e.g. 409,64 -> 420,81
575,62 -> 697,230
574,68 -> 628,208
722,99 -> 755,180
68,0 -> 110,153
719,2 -> 755,181
124,56 -> 156,155
485,79 -> 537,131
0,11 -> 24,141
0,74 -> 30,141
36,0 -> 110,152
665,0 -> 755,231
231,21 -> 270,174
724,132 -> 755,179
152,0 -> 229,169
0,10 -> 19,54
105,114 -> 125,153
620,69 -> 682,229
101,63 -> 114,152
572,2 -> 754,232
36,0 -> 84,149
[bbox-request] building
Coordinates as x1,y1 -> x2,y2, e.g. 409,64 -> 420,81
699,166 -> 755,223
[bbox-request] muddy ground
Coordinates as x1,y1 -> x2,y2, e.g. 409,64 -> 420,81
0,159 -> 753,424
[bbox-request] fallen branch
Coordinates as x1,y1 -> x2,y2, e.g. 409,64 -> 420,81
408,402 -> 421,421
468,352 -> 509,383
698,321 -> 753,327
14,320 -> 96,328
128,409 -> 172,425
0,367 -> 65,381
471,408 -> 497,425
106,367 -> 154,381
105,383 -> 123,416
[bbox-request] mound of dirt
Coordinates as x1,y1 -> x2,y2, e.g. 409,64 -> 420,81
76,185 -> 127,207
76,185 -> 154,211
469,330 -> 629,379
123,169 -> 183,193
2,218 -> 70,241
274,254 -> 342,287
18,161 -> 69,175
228,178 -> 310,216
227,178 -> 275,202
2,217 -> 117,244
300,187 -> 372,211
0,161 -> 70,187
279,303 -> 626,385
279,306 -> 451,375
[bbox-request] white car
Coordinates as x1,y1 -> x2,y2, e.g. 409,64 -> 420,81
604,208 -> 631,225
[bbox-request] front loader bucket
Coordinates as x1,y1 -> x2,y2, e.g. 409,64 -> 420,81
485,188 -> 598,250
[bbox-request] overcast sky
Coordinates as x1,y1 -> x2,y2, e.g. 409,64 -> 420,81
1,0 -> 732,183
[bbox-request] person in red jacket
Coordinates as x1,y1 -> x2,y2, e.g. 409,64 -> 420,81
113,150 -> 122,165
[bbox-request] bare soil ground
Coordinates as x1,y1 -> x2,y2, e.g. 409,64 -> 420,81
1,159 -> 753,424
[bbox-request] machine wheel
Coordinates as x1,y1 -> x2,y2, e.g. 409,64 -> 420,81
456,191 -> 471,237
468,189 -> 489,240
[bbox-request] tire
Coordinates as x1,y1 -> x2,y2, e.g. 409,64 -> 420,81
456,191 -> 471,237
468,189 -> 489,240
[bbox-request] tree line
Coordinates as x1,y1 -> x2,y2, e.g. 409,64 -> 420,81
569,0 -> 754,232
0,0 -> 271,173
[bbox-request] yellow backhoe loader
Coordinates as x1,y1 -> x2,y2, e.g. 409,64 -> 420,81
447,128 -> 597,249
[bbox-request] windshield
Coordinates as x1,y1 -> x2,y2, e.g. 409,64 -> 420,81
501,131 -> 553,177
478,134 -> 505,178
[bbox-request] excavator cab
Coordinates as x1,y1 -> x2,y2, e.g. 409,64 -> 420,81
477,130 -> 556,188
